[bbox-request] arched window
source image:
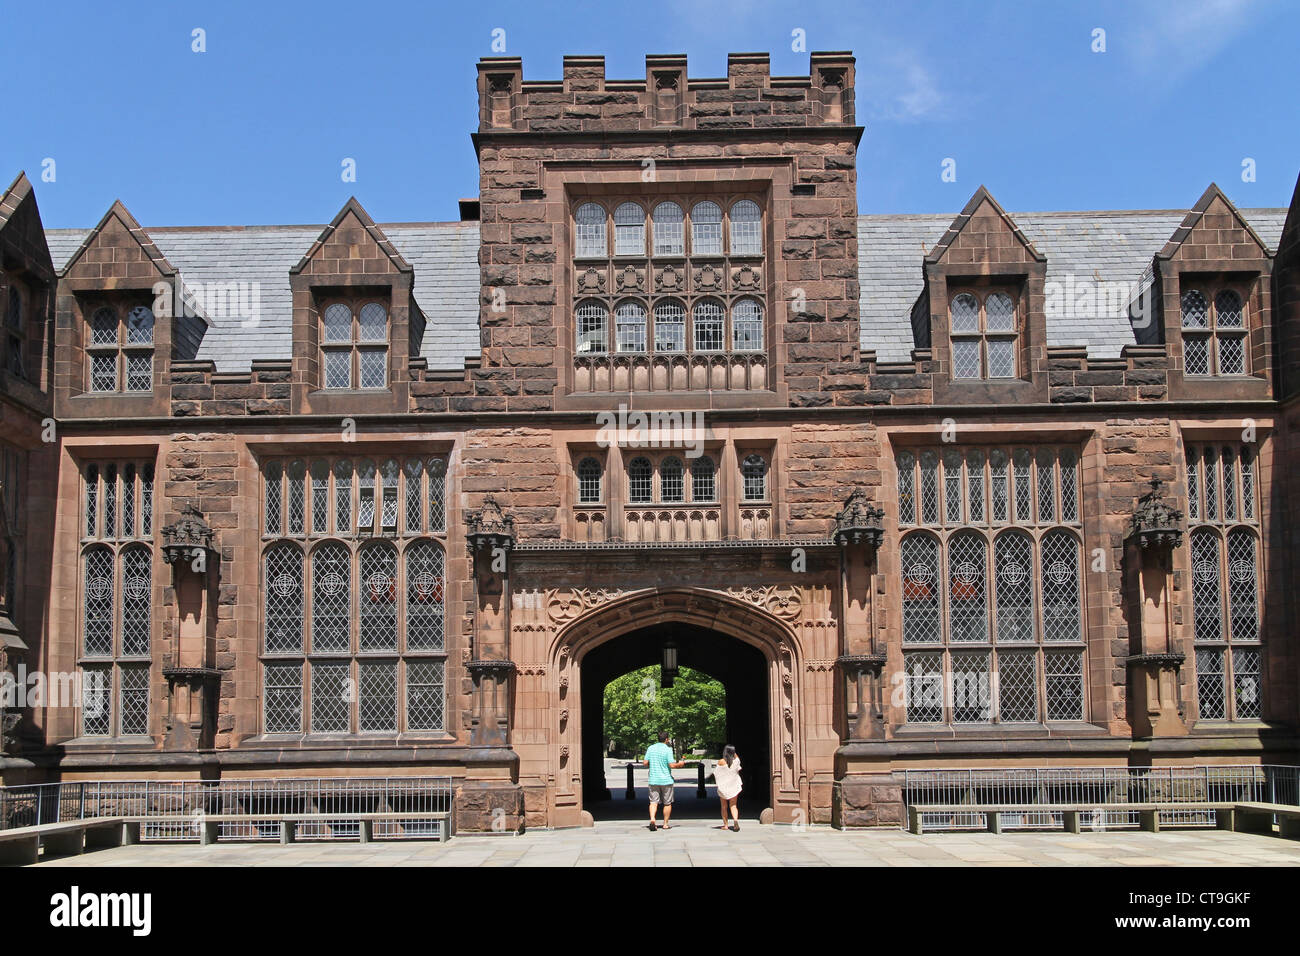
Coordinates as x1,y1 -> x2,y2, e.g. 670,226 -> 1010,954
578,457 -> 603,504
896,450 -> 916,525
901,533 -> 941,644
947,531 -> 988,643
741,454 -> 767,501
381,459 -> 400,531
652,202 -> 684,256
85,463 -> 99,537
333,459 -> 352,532
653,300 -> 686,352
576,301 -> 608,354
83,546 -> 114,658
359,543 -> 398,652
994,531 -> 1034,643
1040,530 -> 1081,643
406,540 -> 445,652
693,299 -> 724,351
264,544 -> 304,654
919,451 -> 940,524
729,200 -> 762,255
263,462 -> 282,535
628,457 -> 652,503
404,459 -> 423,534
692,456 -> 716,502
613,202 -> 645,256
120,545 -> 151,657
357,460 -> 376,531
575,203 -> 607,258
966,450 -> 985,523
732,299 -> 763,350
311,542 -> 351,653
691,201 -> 723,256
1190,528 -> 1222,644
615,300 -> 648,353
660,457 -> 685,503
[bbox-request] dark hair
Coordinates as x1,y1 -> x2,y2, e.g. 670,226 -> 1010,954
722,745 -> 736,767
658,730 -> 670,743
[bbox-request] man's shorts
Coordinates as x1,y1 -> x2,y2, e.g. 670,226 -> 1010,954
648,784 -> 675,805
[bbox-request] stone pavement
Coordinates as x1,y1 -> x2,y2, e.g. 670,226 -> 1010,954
28,821 -> 1300,867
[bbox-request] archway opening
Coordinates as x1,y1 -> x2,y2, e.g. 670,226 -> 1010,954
580,622 -> 771,821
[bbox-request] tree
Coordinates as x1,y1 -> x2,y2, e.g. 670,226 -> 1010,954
602,665 -> 726,758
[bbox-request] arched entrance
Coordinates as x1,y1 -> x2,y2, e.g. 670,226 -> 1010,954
545,588 -> 805,828
580,623 -> 771,819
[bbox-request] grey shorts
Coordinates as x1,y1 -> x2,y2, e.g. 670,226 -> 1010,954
648,784 -> 675,805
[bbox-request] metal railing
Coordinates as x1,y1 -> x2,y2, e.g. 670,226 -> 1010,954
0,777 -> 454,842
902,765 -> 1300,832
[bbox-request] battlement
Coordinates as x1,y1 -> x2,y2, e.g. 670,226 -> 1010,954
476,52 -> 856,133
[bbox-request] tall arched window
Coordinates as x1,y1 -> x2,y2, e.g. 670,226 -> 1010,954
693,299 -> 724,351
264,543 -> 304,655
691,201 -> 723,256
406,540 -> 445,652
628,457 -> 653,503
729,200 -> 762,255
1186,441 -> 1262,720
575,203 -> 607,258
660,457 -> 685,503
576,301 -> 608,354
311,542 -> 351,653
613,202 -> 645,256
901,533 -> 941,645
652,202 -> 685,256
994,531 -> 1034,643
615,300 -> 648,353
692,456 -> 716,502
1040,530 -> 1081,643
947,531 -> 988,643
359,543 -> 398,652
654,300 -> 686,352
732,299 -> 763,351
577,457 -> 603,504
427,457 -> 447,533
741,455 -> 767,501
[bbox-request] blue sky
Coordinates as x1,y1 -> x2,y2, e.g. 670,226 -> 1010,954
3,0 -> 1297,228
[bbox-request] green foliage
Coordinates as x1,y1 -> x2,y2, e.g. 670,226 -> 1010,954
602,665 -> 726,758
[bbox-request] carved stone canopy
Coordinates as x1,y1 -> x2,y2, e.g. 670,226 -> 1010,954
834,490 -> 885,549
160,505 -> 218,566
466,495 -> 516,552
837,653 -> 887,677
1128,478 -> 1184,551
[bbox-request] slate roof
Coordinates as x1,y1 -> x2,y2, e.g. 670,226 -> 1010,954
859,208 -> 1287,362
44,205 -> 1288,372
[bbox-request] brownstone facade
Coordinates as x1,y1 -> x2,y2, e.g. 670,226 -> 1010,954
1,53 -> 1298,830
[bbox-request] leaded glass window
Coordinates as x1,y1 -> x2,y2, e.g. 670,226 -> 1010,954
406,540 -> 445,652
742,455 -> 767,502
615,300 -> 648,353
78,460 -> 156,738
948,290 -> 1018,380
85,302 -> 154,394
896,445 -> 1086,725
320,299 -> 390,389
576,301 -> 608,354
359,544 -> 398,652
1182,286 -> 1249,376
628,457 -> 653,504
660,457 -> 684,503
311,543 -> 351,653
692,456 -> 716,502
731,298 -> 763,350
1186,441 -> 1263,721
653,301 -> 686,352
693,299 -> 724,351
264,544 -> 304,654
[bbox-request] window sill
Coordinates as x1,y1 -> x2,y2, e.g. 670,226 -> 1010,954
893,721 -> 1105,737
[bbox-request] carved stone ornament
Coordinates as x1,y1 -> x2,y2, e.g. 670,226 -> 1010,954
837,653 -> 888,676
616,265 -> 644,293
1128,477 -> 1184,551
694,265 -> 724,291
577,267 -> 605,294
835,489 -> 885,549
656,265 -> 683,291
732,265 -> 762,289
546,587 -> 627,622
466,495 -> 515,552
725,585 -> 802,620
160,505 -> 218,569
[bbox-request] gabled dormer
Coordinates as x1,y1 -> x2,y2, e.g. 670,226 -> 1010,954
919,186 -> 1048,403
289,197 -> 417,415
0,172 -> 56,412
55,199 -> 182,419
1155,183 -> 1273,401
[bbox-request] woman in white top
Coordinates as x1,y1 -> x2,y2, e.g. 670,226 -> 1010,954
713,744 -> 743,831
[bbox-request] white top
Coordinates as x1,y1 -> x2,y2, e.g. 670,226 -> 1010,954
713,757 -> 743,800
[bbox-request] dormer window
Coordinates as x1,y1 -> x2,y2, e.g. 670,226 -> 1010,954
950,291 -> 1017,380
87,303 -> 154,393
322,299 -> 389,389
1181,287 -> 1247,376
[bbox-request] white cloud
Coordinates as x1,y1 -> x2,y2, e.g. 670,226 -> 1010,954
1124,0 -> 1271,82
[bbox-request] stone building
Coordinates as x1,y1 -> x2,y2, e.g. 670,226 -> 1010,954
1,51 -> 1298,830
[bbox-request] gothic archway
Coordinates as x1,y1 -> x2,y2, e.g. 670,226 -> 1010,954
544,587 -> 806,827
